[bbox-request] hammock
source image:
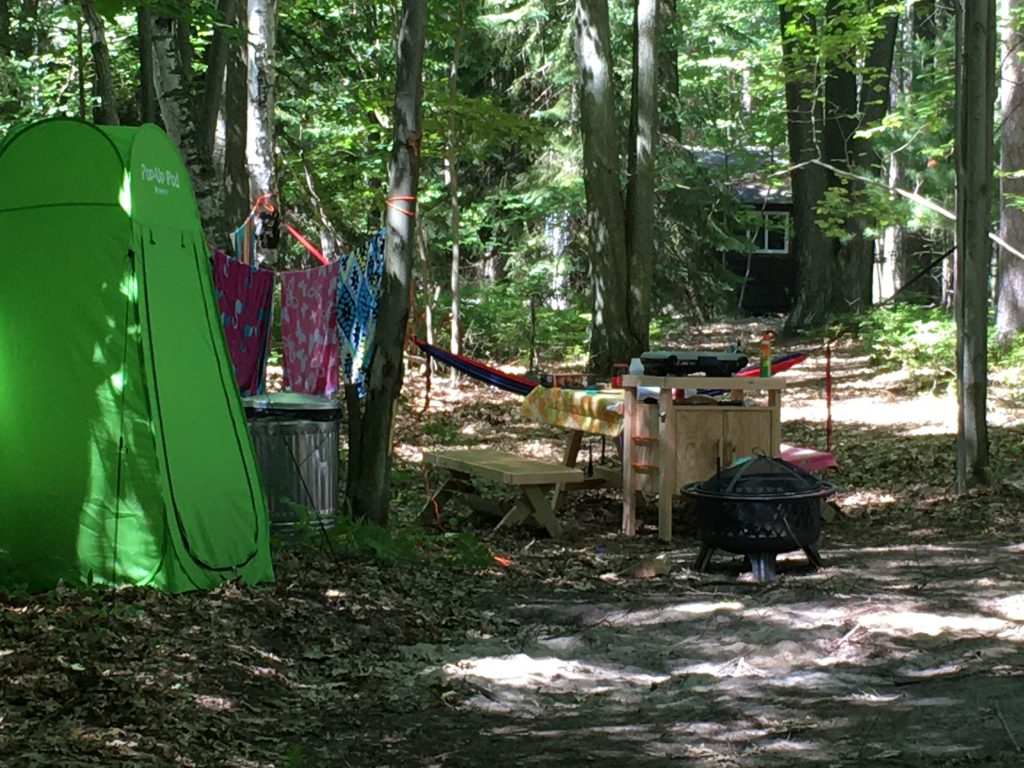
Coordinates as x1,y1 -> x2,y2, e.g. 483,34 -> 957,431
699,351 -> 807,396
414,339 -> 540,396
416,340 -> 808,399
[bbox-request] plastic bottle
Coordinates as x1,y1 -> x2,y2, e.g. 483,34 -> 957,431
758,331 -> 772,377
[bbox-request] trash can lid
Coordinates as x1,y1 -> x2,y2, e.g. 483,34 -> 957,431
242,392 -> 342,419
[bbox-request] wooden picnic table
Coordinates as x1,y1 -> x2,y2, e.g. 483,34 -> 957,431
421,448 -> 584,537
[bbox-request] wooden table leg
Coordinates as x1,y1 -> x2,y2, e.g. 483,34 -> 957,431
523,485 -> 563,538
657,388 -> 676,542
622,386 -> 638,535
553,429 -> 584,512
769,388 -> 782,455
420,472 -> 503,525
496,495 -> 533,529
419,475 -> 460,524
495,485 -> 563,538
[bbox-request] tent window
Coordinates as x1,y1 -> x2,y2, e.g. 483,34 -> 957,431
748,212 -> 789,254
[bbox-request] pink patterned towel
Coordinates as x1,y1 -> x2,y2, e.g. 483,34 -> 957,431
210,249 -> 275,395
280,261 -> 340,396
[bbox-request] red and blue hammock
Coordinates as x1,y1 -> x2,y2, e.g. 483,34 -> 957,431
415,341 -> 834,470
414,339 -> 541,395
414,339 -> 806,396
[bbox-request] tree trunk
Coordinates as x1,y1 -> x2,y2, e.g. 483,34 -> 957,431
574,0 -> 631,374
175,1 -> 192,82
656,0 -> 678,140
137,7 -> 158,123
417,219 -> 436,358
954,0 -> 994,490
14,0 -> 38,58
822,2 -> 857,173
780,3 -> 839,331
150,15 -> 190,148
895,0 -> 940,295
223,0 -> 250,233
76,15 -> 87,119
447,0 -> 465,382
150,12 -> 221,238
199,0 -> 235,163
839,3 -> 899,311
1,0 -> 12,54
247,0 -> 277,207
997,0 -> 1024,340
345,0 -> 426,525
80,0 -> 119,125
625,0 -> 657,351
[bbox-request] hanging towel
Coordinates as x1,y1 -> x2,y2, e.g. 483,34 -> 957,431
231,215 -> 257,265
210,248 -> 275,395
281,260 -> 341,396
337,228 -> 385,394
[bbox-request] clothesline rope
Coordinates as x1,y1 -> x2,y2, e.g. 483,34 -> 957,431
385,195 -> 417,216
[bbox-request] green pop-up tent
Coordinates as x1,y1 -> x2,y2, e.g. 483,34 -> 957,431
0,118 -> 274,593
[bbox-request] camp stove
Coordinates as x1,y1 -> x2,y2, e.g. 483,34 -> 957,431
639,350 -> 748,377
681,454 -> 835,582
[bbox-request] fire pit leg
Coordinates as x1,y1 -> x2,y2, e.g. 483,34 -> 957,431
693,545 -> 716,573
747,553 -> 778,582
802,545 -> 823,569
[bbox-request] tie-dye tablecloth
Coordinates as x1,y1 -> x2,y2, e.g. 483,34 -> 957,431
521,387 -> 625,437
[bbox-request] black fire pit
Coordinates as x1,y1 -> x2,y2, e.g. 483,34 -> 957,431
681,453 -> 836,582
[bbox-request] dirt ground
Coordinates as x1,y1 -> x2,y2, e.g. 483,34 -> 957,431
2,319 -> 1023,767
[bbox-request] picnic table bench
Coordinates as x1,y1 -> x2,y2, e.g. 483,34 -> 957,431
421,448 -> 584,537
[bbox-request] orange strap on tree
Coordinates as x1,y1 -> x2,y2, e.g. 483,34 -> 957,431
385,195 -> 417,216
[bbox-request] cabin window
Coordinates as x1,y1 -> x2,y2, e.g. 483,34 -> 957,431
748,212 -> 789,254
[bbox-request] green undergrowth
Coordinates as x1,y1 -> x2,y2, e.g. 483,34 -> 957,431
852,302 -> 1024,392
280,509 -> 494,570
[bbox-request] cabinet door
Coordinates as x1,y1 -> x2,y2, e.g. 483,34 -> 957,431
722,408 -> 773,464
674,409 -> 723,487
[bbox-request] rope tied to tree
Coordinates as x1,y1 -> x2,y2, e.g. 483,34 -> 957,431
385,195 -> 417,216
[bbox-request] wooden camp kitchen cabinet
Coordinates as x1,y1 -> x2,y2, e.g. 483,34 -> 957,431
621,375 -> 785,541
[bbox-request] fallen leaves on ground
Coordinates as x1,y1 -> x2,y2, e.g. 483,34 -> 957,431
2,322 -> 1023,767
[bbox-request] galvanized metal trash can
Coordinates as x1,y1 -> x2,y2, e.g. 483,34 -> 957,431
242,393 -> 342,534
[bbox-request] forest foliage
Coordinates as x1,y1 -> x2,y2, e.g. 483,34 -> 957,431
0,0 -> 1017,365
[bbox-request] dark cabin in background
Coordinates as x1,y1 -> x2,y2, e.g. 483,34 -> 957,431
722,179 -> 794,315
693,148 -> 795,316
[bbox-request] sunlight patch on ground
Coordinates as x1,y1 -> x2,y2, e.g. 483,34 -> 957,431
673,656 -> 772,679
844,690 -> 903,703
511,439 -> 561,462
785,393 -> 958,434
395,444 -> 425,464
850,543 -> 963,554
840,489 -> 900,509
980,594 -> 1024,622
591,600 -> 745,627
857,609 -> 1011,637
244,665 -> 284,679
744,604 -> 860,631
669,719 -> 803,744
194,693 -> 235,711
444,653 -> 669,692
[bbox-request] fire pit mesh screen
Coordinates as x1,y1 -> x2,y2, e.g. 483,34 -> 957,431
691,453 -> 832,501
682,453 -> 837,582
